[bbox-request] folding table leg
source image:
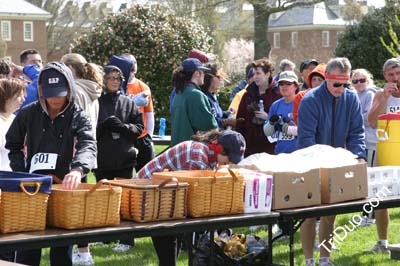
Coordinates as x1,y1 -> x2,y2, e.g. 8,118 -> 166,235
288,219 -> 295,266
268,223 -> 273,265
209,230 -> 215,266
188,233 -> 194,266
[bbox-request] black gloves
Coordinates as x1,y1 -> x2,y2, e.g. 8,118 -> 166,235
269,115 -> 281,125
101,116 -> 126,132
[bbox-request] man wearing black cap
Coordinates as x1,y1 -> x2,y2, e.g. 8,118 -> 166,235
6,62 -> 96,266
299,59 -> 318,91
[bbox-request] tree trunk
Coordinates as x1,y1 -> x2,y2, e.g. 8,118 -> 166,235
253,3 -> 271,59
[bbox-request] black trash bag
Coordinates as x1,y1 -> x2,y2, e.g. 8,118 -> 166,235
192,233 -> 269,266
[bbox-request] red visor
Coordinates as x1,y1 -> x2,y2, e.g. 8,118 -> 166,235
325,73 -> 350,81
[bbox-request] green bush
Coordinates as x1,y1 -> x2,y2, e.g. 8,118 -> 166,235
335,6 -> 400,80
72,4 -> 213,133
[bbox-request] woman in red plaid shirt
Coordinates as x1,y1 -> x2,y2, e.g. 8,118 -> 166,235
137,129 -> 245,179
136,129 -> 245,266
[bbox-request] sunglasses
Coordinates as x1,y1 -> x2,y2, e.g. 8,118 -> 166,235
351,78 -> 366,84
332,82 -> 350,88
278,81 -> 294,86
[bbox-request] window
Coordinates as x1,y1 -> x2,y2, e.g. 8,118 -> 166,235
1,21 -> 11,41
291,32 -> 298,48
274,32 -> 280,49
322,31 -> 330,47
24,21 -> 33,42
336,31 -> 344,46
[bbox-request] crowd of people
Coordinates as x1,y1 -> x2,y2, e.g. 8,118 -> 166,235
0,46 -> 398,266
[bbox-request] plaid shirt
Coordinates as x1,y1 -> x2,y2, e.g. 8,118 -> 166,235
137,141 -> 215,179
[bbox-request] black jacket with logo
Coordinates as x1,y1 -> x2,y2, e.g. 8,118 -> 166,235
6,62 -> 97,178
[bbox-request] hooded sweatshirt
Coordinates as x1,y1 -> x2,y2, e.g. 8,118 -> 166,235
6,62 -> 97,178
74,79 -> 102,135
108,55 -> 133,93
293,64 -> 326,124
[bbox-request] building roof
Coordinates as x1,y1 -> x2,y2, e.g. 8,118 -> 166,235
269,2 -> 346,28
0,0 -> 51,19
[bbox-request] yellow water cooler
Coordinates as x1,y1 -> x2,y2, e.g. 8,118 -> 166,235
376,112 -> 400,166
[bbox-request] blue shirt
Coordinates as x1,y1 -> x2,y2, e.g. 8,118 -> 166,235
267,98 -> 297,154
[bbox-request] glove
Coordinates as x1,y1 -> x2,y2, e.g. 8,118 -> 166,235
282,123 -> 289,134
131,92 -> 149,107
103,116 -> 126,132
269,115 -> 281,125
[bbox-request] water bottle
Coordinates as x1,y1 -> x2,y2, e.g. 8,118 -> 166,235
158,118 -> 166,137
258,99 -> 264,112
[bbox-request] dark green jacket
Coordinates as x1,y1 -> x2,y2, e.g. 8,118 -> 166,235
171,82 -> 218,145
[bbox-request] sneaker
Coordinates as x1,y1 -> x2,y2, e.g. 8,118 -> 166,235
72,253 -> 94,266
364,242 -> 390,254
112,244 -> 131,253
359,216 -> 376,227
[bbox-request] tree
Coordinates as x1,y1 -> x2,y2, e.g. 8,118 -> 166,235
72,4 -> 212,126
163,0 -> 326,60
341,0 -> 365,24
26,0 -> 107,60
335,6 -> 400,80
380,15 -> 400,57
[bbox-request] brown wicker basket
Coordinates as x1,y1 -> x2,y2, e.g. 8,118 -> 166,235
152,169 -> 245,217
47,180 -> 122,229
0,182 -> 49,233
104,178 -> 188,223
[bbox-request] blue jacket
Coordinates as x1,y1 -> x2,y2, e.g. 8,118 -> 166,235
18,64 -> 40,112
108,55 -> 134,94
297,82 -> 366,159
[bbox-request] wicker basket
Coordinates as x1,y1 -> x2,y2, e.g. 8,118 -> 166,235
0,171 -> 52,233
104,178 -> 188,222
47,180 -> 122,229
152,169 -> 245,217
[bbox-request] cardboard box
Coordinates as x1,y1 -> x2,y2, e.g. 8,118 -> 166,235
320,162 -> 368,204
272,168 -> 321,210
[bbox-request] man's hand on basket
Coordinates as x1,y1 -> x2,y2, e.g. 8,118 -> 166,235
63,169 -> 83,190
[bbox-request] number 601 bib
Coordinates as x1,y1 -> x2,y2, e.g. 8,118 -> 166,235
29,153 -> 58,173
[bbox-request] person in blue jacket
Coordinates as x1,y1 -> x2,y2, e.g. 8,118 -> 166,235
16,64 -> 40,112
297,57 -> 366,266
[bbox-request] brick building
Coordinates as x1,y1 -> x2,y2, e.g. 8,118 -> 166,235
0,0 -> 51,63
267,2 -> 347,70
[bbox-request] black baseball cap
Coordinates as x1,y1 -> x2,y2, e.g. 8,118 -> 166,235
218,130 -> 246,164
40,69 -> 68,98
300,59 -> 319,73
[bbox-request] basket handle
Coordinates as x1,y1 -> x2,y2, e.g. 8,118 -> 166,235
19,181 -> 42,196
87,179 -> 108,194
50,174 -> 63,184
213,167 -> 238,183
157,177 -> 180,190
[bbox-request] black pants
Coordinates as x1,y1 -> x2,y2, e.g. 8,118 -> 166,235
135,134 -> 155,172
16,246 -> 73,266
0,251 -> 15,262
152,235 -> 181,266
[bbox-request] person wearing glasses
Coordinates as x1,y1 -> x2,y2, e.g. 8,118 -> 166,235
94,65 -> 144,181
297,57 -> 366,266
263,71 -> 299,154
200,63 -> 236,129
366,58 -> 400,255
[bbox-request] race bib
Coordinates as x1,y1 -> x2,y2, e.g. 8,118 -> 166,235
29,153 -> 58,173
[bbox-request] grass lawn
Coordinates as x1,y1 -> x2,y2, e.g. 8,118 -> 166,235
37,145 -> 400,265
